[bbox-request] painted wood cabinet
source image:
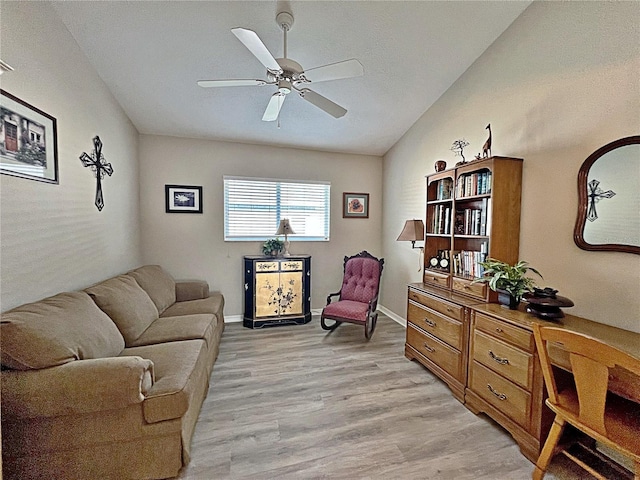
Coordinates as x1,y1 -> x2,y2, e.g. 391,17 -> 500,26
243,255 -> 311,328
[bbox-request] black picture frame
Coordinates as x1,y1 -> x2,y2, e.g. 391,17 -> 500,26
0,90 -> 59,183
165,184 -> 203,214
343,192 -> 369,218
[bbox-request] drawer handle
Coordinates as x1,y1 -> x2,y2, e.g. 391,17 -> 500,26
423,318 -> 436,328
496,328 -> 504,334
463,285 -> 470,289
487,384 -> 507,401
423,343 -> 435,353
446,307 -> 454,313
489,350 -> 510,365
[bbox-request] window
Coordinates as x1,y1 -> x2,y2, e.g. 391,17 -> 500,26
224,176 -> 330,241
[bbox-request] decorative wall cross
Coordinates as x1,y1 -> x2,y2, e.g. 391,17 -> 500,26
586,178 -> 615,222
80,136 -> 113,211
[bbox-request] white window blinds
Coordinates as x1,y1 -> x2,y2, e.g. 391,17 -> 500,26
224,176 -> 330,241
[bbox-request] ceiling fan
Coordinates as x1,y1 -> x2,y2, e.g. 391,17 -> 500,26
197,10 -> 364,122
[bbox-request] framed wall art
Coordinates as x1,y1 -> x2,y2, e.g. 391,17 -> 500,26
165,184 -> 203,213
343,192 -> 369,218
0,90 -> 58,183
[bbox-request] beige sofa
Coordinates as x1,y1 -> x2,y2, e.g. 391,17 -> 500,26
1,265 -> 224,480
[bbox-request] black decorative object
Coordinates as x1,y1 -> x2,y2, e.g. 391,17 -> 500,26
451,138 -> 470,165
523,287 -> 574,320
80,136 -> 113,211
482,123 -> 492,158
586,179 -> 615,222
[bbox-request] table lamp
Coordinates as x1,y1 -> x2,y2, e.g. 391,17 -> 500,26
275,218 -> 296,256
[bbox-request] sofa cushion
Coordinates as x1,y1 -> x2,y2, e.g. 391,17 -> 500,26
160,292 -> 224,322
86,275 -> 158,345
129,314 -> 216,349
0,291 -> 125,370
122,339 -> 208,424
128,265 -> 176,315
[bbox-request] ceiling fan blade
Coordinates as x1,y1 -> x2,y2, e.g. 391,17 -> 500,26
298,89 -> 347,118
197,79 -> 267,88
262,93 -> 286,121
231,28 -> 282,74
302,59 -> 364,83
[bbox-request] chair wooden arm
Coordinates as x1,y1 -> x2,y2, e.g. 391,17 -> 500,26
326,291 -> 342,304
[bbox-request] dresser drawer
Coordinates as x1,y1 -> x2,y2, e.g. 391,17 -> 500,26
407,324 -> 462,380
408,288 -> 464,321
423,270 -> 450,289
452,277 -> 487,299
472,330 -> 533,390
475,312 -> 534,352
407,300 -> 462,350
469,361 -> 531,428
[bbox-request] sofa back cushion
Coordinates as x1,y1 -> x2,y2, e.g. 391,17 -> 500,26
86,275 -> 159,345
0,291 -> 125,370
128,265 -> 176,315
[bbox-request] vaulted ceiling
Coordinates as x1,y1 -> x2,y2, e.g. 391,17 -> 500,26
52,1 -> 530,156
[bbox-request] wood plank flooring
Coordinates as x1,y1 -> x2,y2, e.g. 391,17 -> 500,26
178,316 -> 587,479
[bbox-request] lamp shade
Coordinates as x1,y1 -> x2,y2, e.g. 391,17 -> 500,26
275,218 -> 296,235
397,219 -> 424,242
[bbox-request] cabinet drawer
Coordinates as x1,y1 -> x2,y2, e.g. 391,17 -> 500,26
475,312 -> 534,352
472,330 -> 533,390
452,277 -> 487,299
407,300 -> 462,350
256,261 -> 279,272
407,324 -> 462,380
469,361 -> 531,428
408,288 -> 463,321
281,260 -> 303,271
423,270 -> 450,289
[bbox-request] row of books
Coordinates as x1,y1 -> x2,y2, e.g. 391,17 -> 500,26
456,171 -> 492,198
454,198 -> 492,236
433,178 -> 453,201
452,244 -> 489,278
430,204 -> 451,235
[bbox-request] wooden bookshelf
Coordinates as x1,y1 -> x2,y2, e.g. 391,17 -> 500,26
423,156 -> 523,302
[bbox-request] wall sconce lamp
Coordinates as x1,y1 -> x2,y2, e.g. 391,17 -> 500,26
397,219 -> 425,250
275,218 -> 296,256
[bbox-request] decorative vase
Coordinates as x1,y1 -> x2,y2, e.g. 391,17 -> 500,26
434,160 -> 447,172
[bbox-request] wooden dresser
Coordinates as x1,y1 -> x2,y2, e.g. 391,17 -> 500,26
406,284 -> 640,463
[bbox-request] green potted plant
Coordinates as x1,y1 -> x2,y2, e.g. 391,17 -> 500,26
262,238 -> 284,257
473,258 -> 543,309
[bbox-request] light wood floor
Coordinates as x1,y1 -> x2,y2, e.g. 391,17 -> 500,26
178,316 -> 587,479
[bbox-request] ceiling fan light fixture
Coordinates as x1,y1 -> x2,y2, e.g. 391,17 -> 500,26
278,80 -> 292,95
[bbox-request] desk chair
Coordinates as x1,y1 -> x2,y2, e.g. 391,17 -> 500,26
320,251 -> 384,339
532,324 -> 640,480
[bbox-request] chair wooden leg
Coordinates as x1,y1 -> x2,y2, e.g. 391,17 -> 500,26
364,313 -> 377,340
533,416 -> 566,480
320,316 -> 340,331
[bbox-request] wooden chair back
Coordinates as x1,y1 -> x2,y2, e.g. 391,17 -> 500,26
533,324 -> 640,436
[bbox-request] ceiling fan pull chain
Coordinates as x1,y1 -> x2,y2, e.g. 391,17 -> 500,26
283,27 -> 288,59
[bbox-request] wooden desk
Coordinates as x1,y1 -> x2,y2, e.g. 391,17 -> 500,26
468,303 -> 640,462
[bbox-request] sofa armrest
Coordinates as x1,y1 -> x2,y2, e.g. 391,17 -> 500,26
175,280 -> 209,302
1,356 -> 154,419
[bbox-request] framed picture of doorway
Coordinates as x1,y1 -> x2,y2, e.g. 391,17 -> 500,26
0,90 -> 59,183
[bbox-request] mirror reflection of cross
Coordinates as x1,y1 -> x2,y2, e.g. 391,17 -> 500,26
80,136 -> 113,211
587,178 -> 615,222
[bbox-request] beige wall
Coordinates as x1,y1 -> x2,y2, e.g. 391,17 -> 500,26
139,135 -> 382,317
382,1 -> 640,332
0,2 -> 141,312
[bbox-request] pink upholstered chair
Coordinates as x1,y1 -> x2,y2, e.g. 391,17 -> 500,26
320,251 -> 384,339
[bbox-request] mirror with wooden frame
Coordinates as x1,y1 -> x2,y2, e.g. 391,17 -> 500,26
574,135 -> 640,254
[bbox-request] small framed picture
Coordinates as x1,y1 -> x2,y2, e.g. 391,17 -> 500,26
0,90 -> 59,183
165,184 -> 203,213
343,192 -> 369,218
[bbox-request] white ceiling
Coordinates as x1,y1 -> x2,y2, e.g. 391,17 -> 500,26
51,1 -> 530,156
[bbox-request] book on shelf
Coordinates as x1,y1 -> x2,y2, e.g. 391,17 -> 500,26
452,245 -> 489,278
436,178 -> 453,201
456,170 -> 493,197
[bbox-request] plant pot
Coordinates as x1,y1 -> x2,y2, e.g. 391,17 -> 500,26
497,290 -> 520,310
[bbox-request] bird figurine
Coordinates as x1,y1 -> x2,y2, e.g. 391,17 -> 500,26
482,124 -> 492,158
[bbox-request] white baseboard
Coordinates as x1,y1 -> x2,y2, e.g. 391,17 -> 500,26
225,306 -> 406,327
